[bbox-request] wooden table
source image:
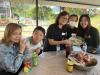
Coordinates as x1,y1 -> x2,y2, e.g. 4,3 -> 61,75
20,51 -> 100,75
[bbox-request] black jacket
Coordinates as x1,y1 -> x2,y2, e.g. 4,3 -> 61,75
77,26 -> 100,48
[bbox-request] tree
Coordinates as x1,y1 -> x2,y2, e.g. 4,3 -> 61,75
64,7 -> 83,15
33,6 -> 56,20
12,4 -> 34,18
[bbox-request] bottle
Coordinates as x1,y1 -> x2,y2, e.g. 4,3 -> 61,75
56,45 -> 60,55
56,45 -> 60,51
32,52 -> 39,66
24,62 -> 32,73
65,46 -> 71,58
82,43 -> 87,52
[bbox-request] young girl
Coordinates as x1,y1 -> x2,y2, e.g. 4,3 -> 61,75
25,26 -> 45,58
77,14 -> 100,54
24,26 -> 45,71
0,23 -> 26,75
44,11 -> 71,52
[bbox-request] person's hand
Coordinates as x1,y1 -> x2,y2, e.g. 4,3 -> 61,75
63,39 -> 72,46
19,39 -> 27,54
35,48 -> 41,55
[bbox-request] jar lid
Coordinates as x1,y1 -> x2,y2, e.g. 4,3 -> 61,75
67,60 -> 74,65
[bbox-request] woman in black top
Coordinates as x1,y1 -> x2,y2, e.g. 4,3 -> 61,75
68,14 -> 78,37
77,14 -> 100,54
43,11 -> 71,51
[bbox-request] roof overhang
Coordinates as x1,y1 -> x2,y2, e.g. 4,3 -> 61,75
10,0 -> 100,9
40,0 -> 100,9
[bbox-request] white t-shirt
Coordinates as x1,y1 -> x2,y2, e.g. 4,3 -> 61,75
25,37 -> 43,59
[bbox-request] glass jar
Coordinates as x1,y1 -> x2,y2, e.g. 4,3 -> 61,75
66,60 -> 74,72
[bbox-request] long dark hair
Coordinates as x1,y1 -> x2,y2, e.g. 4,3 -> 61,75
54,11 -> 69,25
78,14 -> 91,29
68,14 -> 78,22
77,14 -> 91,36
33,26 -> 45,36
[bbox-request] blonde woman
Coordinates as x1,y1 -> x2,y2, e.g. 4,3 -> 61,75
0,23 -> 26,75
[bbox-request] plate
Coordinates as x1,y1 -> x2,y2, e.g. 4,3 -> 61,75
68,53 -> 96,71
69,36 -> 85,46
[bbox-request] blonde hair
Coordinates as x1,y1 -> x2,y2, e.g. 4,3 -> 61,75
1,23 -> 22,45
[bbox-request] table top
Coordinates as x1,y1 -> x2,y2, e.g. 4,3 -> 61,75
20,51 -> 100,75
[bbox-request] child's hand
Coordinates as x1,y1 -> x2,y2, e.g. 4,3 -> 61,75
35,48 -> 40,55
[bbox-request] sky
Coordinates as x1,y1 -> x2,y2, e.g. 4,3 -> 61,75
50,6 -> 100,14
50,6 -> 60,14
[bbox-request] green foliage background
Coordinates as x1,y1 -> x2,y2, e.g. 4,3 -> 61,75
11,4 -> 100,30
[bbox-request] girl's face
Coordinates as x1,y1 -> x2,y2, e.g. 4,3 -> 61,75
10,28 -> 21,43
69,16 -> 78,22
32,30 -> 44,44
80,17 -> 89,29
59,15 -> 69,26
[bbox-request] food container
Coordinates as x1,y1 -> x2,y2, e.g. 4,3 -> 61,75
68,53 -> 96,71
74,63 -> 94,71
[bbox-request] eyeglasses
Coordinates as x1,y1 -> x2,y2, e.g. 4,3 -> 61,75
60,15 -> 69,20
